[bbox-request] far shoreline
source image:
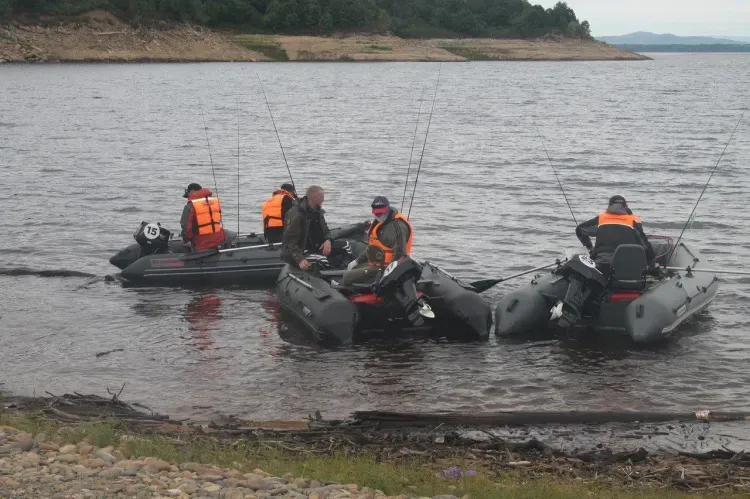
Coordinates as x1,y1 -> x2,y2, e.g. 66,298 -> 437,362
0,12 -> 650,64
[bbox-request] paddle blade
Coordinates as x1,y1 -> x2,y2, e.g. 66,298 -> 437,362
469,278 -> 502,293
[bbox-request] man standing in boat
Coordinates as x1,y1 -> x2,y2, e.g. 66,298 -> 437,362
281,185 -> 332,271
575,195 -> 657,276
261,183 -> 297,244
180,183 -> 226,252
343,196 -> 413,285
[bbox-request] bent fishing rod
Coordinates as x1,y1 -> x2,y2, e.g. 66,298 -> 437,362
198,102 -> 224,228
667,112 -> 744,262
401,85 -> 428,212
198,102 -> 220,200
257,74 -> 296,190
407,64 -> 442,220
535,125 -> 578,226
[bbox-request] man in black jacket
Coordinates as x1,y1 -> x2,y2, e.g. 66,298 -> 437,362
575,195 -> 657,275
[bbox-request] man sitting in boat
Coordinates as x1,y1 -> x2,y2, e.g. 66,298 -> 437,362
261,183 -> 297,244
343,196 -> 413,285
575,195 -> 657,277
281,185 -> 332,271
179,183 -> 226,252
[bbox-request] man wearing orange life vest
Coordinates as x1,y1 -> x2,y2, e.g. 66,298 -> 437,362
179,183 -> 226,252
343,196 -> 413,285
575,195 -> 656,275
261,183 -> 297,243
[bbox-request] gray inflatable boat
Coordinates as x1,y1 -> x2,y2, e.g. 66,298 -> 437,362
276,257 -> 493,344
495,237 -> 718,343
109,221 -> 368,287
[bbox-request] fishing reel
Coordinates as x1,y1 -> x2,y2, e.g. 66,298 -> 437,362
134,221 -> 171,255
306,254 -> 332,273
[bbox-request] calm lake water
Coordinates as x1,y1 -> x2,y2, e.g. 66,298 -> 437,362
1,53 -> 749,423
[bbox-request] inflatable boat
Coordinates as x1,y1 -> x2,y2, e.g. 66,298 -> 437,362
109,221 -> 368,286
495,236 -> 718,343
276,257 -> 492,344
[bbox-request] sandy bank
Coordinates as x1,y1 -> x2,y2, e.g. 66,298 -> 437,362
0,11 -> 648,63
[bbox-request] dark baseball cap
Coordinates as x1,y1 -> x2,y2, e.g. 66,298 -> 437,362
183,183 -> 202,198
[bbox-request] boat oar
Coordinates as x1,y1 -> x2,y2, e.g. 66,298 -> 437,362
666,266 -> 750,276
470,259 -> 566,293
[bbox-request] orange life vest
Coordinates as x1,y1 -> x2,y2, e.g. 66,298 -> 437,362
191,196 -> 222,235
367,213 -> 413,267
262,189 -> 295,230
598,211 -> 641,229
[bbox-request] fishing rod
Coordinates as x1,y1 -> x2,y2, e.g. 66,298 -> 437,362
535,125 -> 577,226
236,98 -> 241,235
257,74 -> 296,190
401,86 -> 428,212
667,112 -> 744,262
407,64 -> 442,220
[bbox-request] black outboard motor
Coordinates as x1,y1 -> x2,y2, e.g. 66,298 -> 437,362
134,222 -> 171,256
552,254 -> 609,329
373,257 -> 426,327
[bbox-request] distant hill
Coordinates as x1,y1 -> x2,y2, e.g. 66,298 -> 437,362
715,35 -> 750,43
616,44 -> 750,53
598,31 -> 748,45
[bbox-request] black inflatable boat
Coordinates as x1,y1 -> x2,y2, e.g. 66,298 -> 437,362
495,236 -> 718,343
109,221 -> 368,286
276,257 -> 492,344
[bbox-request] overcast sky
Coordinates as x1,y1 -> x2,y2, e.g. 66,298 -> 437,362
535,0 -> 750,37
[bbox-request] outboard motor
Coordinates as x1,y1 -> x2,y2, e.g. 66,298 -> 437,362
373,257 -> 430,327
134,222 -> 171,256
551,254 -> 609,329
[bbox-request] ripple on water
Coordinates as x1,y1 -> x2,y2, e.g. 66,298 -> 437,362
0,56 -> 749,421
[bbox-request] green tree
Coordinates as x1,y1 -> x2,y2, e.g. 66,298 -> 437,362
2,0 -> 591,39
580,20 -> 590,38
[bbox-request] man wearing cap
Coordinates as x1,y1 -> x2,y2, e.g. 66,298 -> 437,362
281,185 -> 331,271
575,195 -> 657,276
180,183 -> 226,252
262,183 -> 297,243
342,196 -> 413,285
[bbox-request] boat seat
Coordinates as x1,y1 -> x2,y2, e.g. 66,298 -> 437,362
609,244 -> 647,290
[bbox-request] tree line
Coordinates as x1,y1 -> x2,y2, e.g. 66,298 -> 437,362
0,0 -> 591,39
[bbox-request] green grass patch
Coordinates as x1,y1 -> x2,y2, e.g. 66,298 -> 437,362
439,43 -> 495,61
0,412 -> 738,498
232,37 -> 289,61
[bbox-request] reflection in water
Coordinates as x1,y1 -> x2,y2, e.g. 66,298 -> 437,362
184,293 -> 223,351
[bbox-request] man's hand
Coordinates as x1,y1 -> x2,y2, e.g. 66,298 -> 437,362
320,239 -> 332,256
299,259 -> 311,271
588,247 -> 595,257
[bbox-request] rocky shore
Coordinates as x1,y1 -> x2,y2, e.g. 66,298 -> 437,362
0,426 -> 461,499
0,10 -> 648,64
